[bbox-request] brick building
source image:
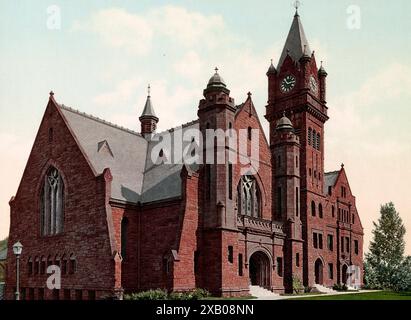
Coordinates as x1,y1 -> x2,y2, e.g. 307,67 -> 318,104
5,11 -> 363,299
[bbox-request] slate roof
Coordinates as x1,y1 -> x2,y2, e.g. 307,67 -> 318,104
0,248 -> 6,261
140,95 -> 157,119
324,170 -> 340,194
277,12 -> 312,70
59,104 -> 198,204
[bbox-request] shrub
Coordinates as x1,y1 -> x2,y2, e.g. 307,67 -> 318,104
292,275 -> 304,294
124,289 -> 168,300
304,286 -> 312,293
332,283 -> 348,291
124,288 -> 210,300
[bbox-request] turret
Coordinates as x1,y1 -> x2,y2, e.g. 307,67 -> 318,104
318,61 -> 328,103
139,85 -> 159,136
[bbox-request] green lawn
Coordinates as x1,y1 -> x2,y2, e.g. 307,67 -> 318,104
290,291 -> 411,300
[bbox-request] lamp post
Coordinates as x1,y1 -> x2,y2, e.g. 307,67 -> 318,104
12,241 -> 23,301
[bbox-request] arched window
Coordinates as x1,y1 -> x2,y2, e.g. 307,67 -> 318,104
319,203 -> 323,218
237,176 -> 261,218
69,254 -> 77,274
311,201 -> 316,217
28,257 -> 33,276
308,128 -> 312,145
61,255 -> 68,275
40,256 -> 46,275
312,130 -> 317,149
247,127 -> 252,140
34,256 -> 40,274
40,167 -> 64,236
332,205 -> 335,218
317,133 -> 321,150
121,217 -> 129,259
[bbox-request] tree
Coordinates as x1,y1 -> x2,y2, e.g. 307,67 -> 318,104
364,202 -> 411,291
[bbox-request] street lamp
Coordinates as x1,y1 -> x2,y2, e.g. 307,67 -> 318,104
12,241 -> 23,301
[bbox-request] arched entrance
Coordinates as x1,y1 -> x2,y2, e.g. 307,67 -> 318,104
314,258 -> 323,285
249,251 -> 271,288
342,264 -> 348,284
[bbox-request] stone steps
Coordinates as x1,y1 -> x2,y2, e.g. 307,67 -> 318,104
312,284 -> 337,294
249,285 -> 279,298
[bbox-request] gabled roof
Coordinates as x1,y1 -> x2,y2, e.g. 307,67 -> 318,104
277,12 -> 312,70
324,170 -> 339,194
59,104 -> 148,203
58,103 -> 199,205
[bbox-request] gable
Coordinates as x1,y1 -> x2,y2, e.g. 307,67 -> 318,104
59,105 -> 148,203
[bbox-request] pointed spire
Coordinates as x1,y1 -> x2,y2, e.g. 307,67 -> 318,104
140,84 -> 157,119
266,58 -> 277,75
318,60 -> 328,76
277,8 -> 311,70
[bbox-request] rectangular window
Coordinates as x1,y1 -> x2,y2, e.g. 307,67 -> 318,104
354,240 -> 359,255
346,237 -> 350,252
328,186 -> 332,196
319,234 -> 323,249
228,163 -> 233,200
296,253 -> 300,267
328,263 -> 334,279
295,187 -> 299,217
327,234 -> 334,251
238,254 -> 243,276
341,236 -> 344,252
228,246 -> 233,263
277,187 -> 282,218
277,257 -> 283,277
313,233 -> 318,249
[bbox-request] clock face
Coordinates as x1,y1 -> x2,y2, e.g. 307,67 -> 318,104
309,76 -> 318,94
280,75 -> 296,93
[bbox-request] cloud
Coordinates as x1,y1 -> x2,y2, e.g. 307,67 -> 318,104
93,77 -> 142,106
0,133 -> 31,239
72,5 -> 228,56
72,8 -> 153,55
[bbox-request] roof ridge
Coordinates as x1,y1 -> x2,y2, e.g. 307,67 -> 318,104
156,119 -> 199,135
324,170 -> 340,175
59,104 -> 142,137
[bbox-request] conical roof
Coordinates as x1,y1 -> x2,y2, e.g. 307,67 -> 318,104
277,12 -> 311,70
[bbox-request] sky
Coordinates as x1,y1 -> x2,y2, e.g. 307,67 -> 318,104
0,0 -> 410,254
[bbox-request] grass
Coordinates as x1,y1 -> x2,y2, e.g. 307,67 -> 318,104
290,291 -> 411,300
202,296 -> 257,300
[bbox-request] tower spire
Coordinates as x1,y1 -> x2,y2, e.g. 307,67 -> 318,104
139,84 -> 159,136
277,4 -> 311,70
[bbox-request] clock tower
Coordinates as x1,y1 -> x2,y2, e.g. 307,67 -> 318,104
265,9 -> 329,285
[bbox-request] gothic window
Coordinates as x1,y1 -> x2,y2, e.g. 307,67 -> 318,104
308,128 -> 312,145
228,246 -> 233,263
311,201 -> 316,217
69,254 -> 77,274
317,133 -> 321,150
238,254 -> 243,276
40,167 -> 64,236
319,203 -> 323,218
61,255 -> 68,275
247,127 -> 252,140
312,130 -> 317,148
332,205 -> 335,218
28,257 -> 33,276
40,256 -> 46,275
237,175 -> 261,218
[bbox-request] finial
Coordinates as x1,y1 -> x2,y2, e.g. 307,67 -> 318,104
147,84 -> 151,97
293,0 -> 301,15
214,67 -> 219,74
270,58 -> 273,65
341,163 -> 345,168
49,90 -> 54,97
247,91 -> 252,97
303,45 -> 307,54
283,111 -> 286,117
321,61 -> 323,67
